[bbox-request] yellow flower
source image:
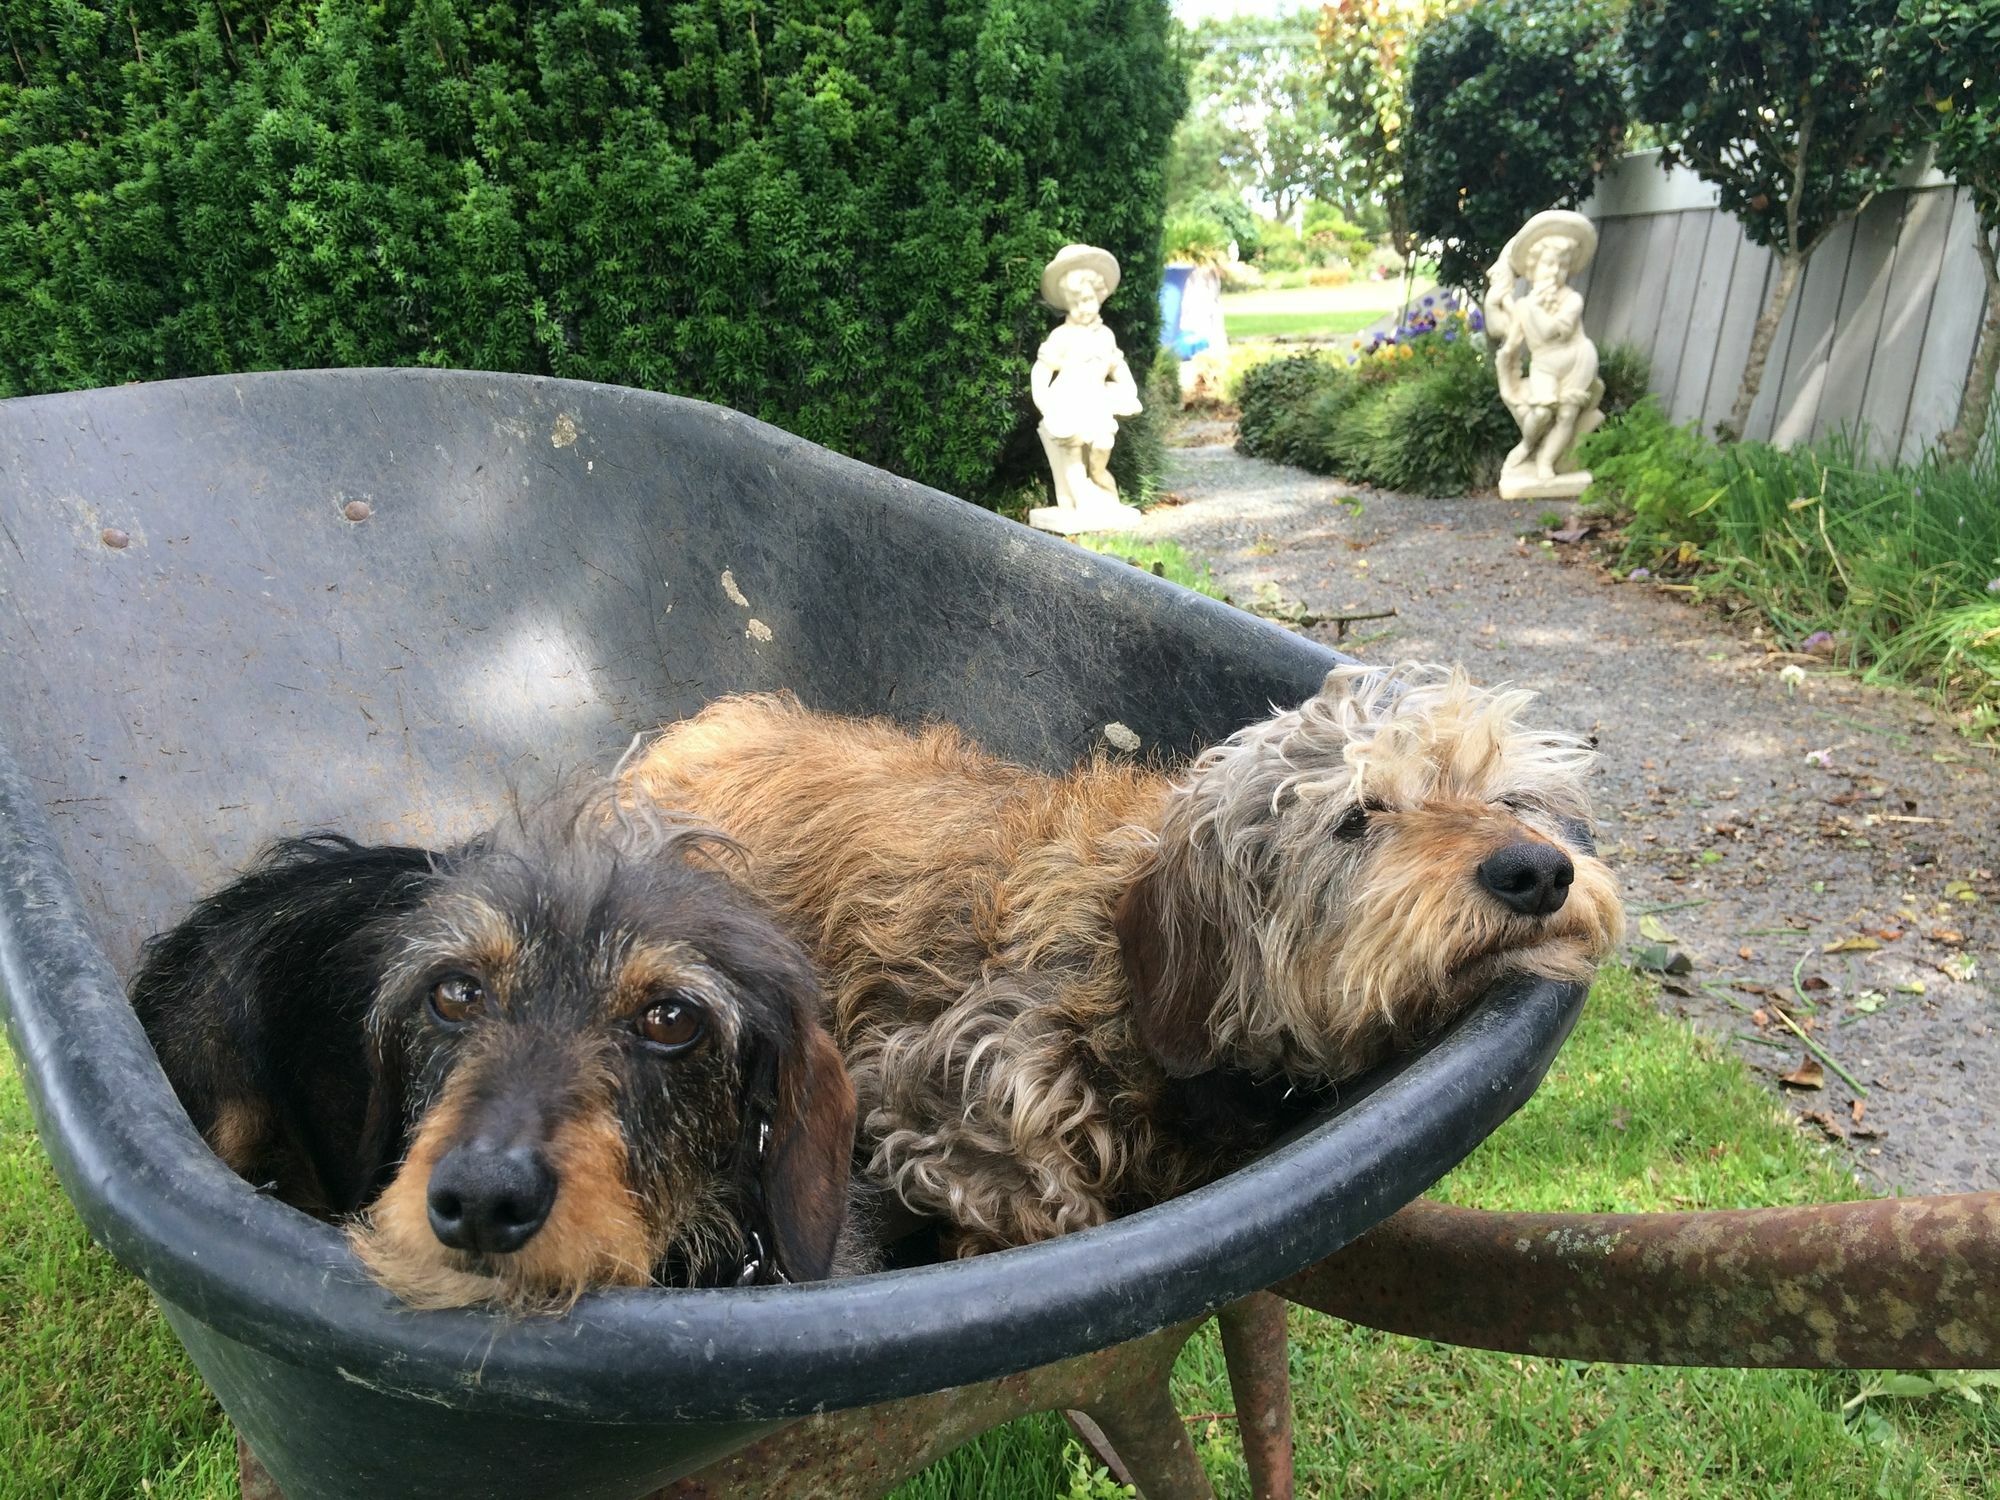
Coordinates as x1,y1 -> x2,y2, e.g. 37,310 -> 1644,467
1399,344 -> 1414,359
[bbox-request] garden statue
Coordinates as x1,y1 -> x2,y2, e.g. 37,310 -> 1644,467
1029,244 -> 1145,534
1482,210 -> 1605,500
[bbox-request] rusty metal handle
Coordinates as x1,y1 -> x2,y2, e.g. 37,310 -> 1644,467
1281,1194 -> 2000,1369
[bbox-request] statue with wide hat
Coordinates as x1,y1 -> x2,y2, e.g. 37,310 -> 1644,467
1028,244 -> 1145,534
1482,209 -> 1606,500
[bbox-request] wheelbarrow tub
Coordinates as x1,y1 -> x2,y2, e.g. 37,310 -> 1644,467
0,371 -> 1587,1499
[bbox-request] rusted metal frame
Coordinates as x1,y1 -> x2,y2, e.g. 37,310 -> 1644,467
1281,1193 -> 2000,1369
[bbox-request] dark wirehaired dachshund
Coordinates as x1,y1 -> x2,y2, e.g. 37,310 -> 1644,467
130,794 -> 858,1310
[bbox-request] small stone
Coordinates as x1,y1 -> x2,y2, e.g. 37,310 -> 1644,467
1102,721 -> 1141,752
99,527 -> 130,549
342,500 -> 373,523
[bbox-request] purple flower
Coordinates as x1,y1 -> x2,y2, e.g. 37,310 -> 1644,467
1627,566 -> 1651,580
1986,578 -> 2000,594
1422,294 -> 1435,306
1443,330 -> 1458,342
1801,630 -> 1836,655
1469,311 -> 1485,331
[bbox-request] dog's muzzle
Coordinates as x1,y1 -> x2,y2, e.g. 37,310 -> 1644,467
1476,841 -> 1574,918
426,1141 -> 557,1254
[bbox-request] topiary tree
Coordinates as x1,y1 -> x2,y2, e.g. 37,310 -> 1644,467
1899,0 -> 2000,460
0,0 -> 1185,505
1315,0 -> 1466,270
1402,0 -> 1629,288
1626,0 -> 1913,440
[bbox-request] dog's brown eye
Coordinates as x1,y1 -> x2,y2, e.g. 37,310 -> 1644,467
1334,805 -> 1370,841
636,997 -> 705,1053
429,974 -> 486,1026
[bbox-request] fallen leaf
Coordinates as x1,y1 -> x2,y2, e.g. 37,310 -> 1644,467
1945,879 -> 1979,903
1851,1124 -> 1886,1140
1780,1056 -> 1826,1090
1930,928 -> 1966,945
1823,935 -> 1883,953
1850,992 -> 1883,1015
1738,945 -> 1756,960
1897,979 -> 1927,995
1801,975 -> 1833,993
1638,913 -> 1678,942
1631,944 -> 1695,976
1799,1109 -> 1846,1140
1851,1099 -> 1867,1124
1869,928 -> 1905,943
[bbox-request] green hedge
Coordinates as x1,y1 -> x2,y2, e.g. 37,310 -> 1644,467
0,0 -> 1183,502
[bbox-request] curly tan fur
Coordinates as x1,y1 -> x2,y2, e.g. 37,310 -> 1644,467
627,663 -> 1622,1252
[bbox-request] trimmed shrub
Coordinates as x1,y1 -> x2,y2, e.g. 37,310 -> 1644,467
0,0 -> 1183,504
1235,354 -> 1347,460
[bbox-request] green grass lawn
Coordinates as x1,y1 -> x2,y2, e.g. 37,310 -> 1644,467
1222,308 -> 1381,341
7,963 -> 1994,1499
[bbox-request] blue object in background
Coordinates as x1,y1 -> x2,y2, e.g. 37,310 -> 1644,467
1158,265 -> 1192,358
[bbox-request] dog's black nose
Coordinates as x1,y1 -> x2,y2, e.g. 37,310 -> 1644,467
1477,840 -> 1574,917
426,1143 -> 556,1254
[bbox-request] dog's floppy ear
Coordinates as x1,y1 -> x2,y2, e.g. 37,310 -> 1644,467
762,1012 -> 858,1281
1113,862 -> 1224,1079
130,835 -> 443,1216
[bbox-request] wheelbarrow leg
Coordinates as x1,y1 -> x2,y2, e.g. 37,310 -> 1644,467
661,1318 -> 1208,1499
238,1436 -> 286,1500
1217,1293 -> 1295,1500
1074,1363 -> 1216,1500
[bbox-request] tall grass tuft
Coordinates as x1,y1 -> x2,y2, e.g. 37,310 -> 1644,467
1582,407 -> 2000,730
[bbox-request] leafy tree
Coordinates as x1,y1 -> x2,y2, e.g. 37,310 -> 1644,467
1403,0 -> 1629,287
1316,0 -> 1465,266
1180,12 -> 1342,221
1899,0 -> 2000,459
1302,200 -> 1373,266
0,0 -> 1184,504
1627,0 -> 1913,440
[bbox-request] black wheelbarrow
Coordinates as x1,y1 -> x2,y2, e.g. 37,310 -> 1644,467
1,371 -> 1992,1500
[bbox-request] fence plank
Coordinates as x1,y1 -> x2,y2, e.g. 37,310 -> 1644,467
1667,213 -> 1747,425
1814,193 -> 1907,446
1585,218 -> 1644,347
1900,191 -> 1986,463
1763,218 -> 1857,446
1702,237 -> 1776,437
1649,212 -> 1710,415
1864,188 -> 1958,458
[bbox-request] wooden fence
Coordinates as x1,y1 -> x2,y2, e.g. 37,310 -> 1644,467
1575,151 -> 1991,463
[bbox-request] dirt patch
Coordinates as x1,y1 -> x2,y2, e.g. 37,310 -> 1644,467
1140,437 -> 2000,1195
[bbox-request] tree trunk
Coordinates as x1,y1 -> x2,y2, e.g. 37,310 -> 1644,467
1945,230 -> 2000,464
1720,251 -> 1805,442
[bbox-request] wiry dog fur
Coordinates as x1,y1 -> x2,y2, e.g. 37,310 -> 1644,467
130,791 -> 857,1310
626,664 -> 1622,1252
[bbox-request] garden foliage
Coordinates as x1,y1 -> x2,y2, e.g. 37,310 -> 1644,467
1579,406 -> 2000,727
1236,302 -> 1648,496
0,0 -> 1183,502
1402,0 -> 1628,287
1314,0 -> 1465,265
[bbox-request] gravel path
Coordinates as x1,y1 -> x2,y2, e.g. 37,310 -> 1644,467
1139,429 -> 2000,1195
